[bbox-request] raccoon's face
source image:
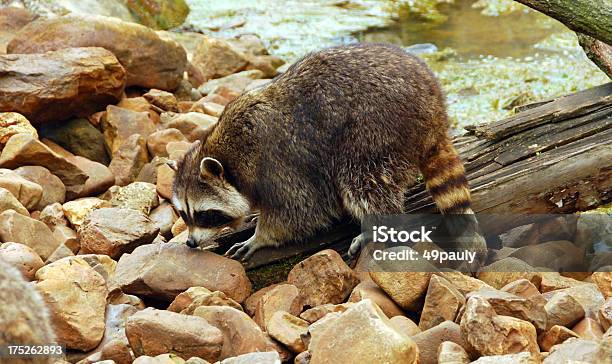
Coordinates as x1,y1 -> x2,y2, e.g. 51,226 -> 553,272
172,151 -> 251,248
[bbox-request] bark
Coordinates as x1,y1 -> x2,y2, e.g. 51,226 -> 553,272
577,33 -> 612,79
209,83 -> 612,270
513,0 -> 612,45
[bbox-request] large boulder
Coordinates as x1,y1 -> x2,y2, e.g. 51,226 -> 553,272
0,7 -> 36,53
0,47 -> 125,124
8,14 -> 187,90
112,243 -> 251,303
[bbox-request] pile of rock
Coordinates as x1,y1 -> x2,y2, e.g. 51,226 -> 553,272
0,5 -> 611,364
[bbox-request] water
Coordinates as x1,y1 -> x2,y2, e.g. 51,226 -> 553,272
185,0 -> 609,128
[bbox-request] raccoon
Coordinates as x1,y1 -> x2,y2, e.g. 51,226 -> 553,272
0,257 -> 56,364
172,43 -> 483,262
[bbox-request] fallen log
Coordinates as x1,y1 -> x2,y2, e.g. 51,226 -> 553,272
210,83 -> 612,270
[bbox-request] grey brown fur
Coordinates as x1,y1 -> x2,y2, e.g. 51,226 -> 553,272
0,257 -> 56,364
173,43 -> 475,260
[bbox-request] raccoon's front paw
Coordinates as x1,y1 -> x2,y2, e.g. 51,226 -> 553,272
225,237 -> 264,262
348,233 -> 369,260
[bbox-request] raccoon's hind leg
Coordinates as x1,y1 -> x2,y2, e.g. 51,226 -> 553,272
340,165 -> 413,258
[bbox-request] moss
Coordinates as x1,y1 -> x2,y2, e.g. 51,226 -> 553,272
127,0 -> 190,30
246,254 -> 305,291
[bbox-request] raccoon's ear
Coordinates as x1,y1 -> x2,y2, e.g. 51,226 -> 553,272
200,157 -> 224,179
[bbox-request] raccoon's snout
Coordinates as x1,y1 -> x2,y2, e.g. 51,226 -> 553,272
186,236 -> 198,248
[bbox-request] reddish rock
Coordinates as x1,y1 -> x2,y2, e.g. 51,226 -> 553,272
143,89 -> 179,112
0,7 -> 36,53
36,257 -> 108,351
0,134 -> 88,198
168,286 -> 242,314
419,275 -> 465,330
193,305 -> 273,360
198,70 -> 263,96
78,207 -> 159,259
163,112 -> 217,142
538,325 -> 579,351
102,105 -> 157,155
413,321 -> 471,364
149,201 -> 177,239
0,242 -> 44,280
0,168 -> 43,210
147,128 -> 187,158
126,308 -> 223,362
108,134 -> 150,187
68,156 -> 115,197
14,165 -> 66,209
112,243 -> 251,303
254,283 -> 304,330
571,317 -> 604,340
545,291 -> 586,329
267,311 -> 309,353
299,303 -> 354,324
192,37 -> 248,82
389,315 -> 421,337
0,112 -> 38,150
8,14 -> 187,90
0,210 -> 60,260
287,249 -> 358,308
0,47 -> 125,123
348,280 -> 404,318
0,186 -> 29,216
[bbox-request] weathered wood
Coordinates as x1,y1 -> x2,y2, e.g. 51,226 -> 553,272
577,33 -> 612,78
210,84 -> 612,270
513,0 -> 612,45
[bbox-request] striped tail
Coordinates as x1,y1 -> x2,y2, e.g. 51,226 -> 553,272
421,139 -> 472,214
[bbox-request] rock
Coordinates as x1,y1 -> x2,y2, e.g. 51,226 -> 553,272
0,186 -> 29,215
0,112 -> 38,150
539,271 -> 585,292
36,257 -> 107,351
117,96 -> 161,123
0,7 -> 36,53
0,210 -> 60,260
76,254 -> 118,283
0,242 -> 44,280
218,352 -> 280,364
8,14 -> 187,90
348,280 -> 404,318
477,258 -> 542,289
555,283 -> 606,319
163,112 -> 217,142
0,46 -> 125,124
149,202 -> 177,239
126,0 -> 189,30
40,202 -> 68,228
168,287 -> 242,314
244,283 -> 283,316
156,163 -> 175,200
78,207 -> 158,259
294,351 -> 311,364
166,140 -> 194,160
0,168 -> 43,210
412,321 -> 470,364
191,101 -> 224,117
538,325 -> 580,351
0,134 -> 88,198
192,37 -> 248,82
471,352 -> 539,363
544,291 -> 586,329
68,156 -> 116,197
299,303 -> 354,323
14,165 -> 66,210
600,298 -> 612,331
389,315 -> 421,336
572,317 -> 604,340
437,341 -> 470,364
147,129 -> 187,158
308,299 -> 418,364
468,289 -> 547,332
542,337 -> 604,363
435,271 -> 494,295
109,134 -> 150,187
102,105 -> 157,155
198,70 -> 264,96
193,305 -> 273,360
112,243 -> 251,302
46,243 -> 75,263
246,56 -> 281,78
109,182 -> 159,214
126,308 -> 223,361
108,289 -> 146,310
63,197 -> 108,228
41,118 -> 110,165
287,249 -> 358,308
501,279 -> 546,304
267,311 -> 308,353
460,296 -> 539,357
144,89 -> 179,112
591,271 -> 612,298
509,240 -> 586,272
79,303 -> 138,364
419,275 -> 465,330
369,248 -> 434,309
254,283 -> 303,330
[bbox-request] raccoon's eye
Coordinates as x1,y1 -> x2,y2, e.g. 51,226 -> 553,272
194,210 -> 234,228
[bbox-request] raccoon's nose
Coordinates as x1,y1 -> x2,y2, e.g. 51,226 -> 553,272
186,236 -> 197,248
